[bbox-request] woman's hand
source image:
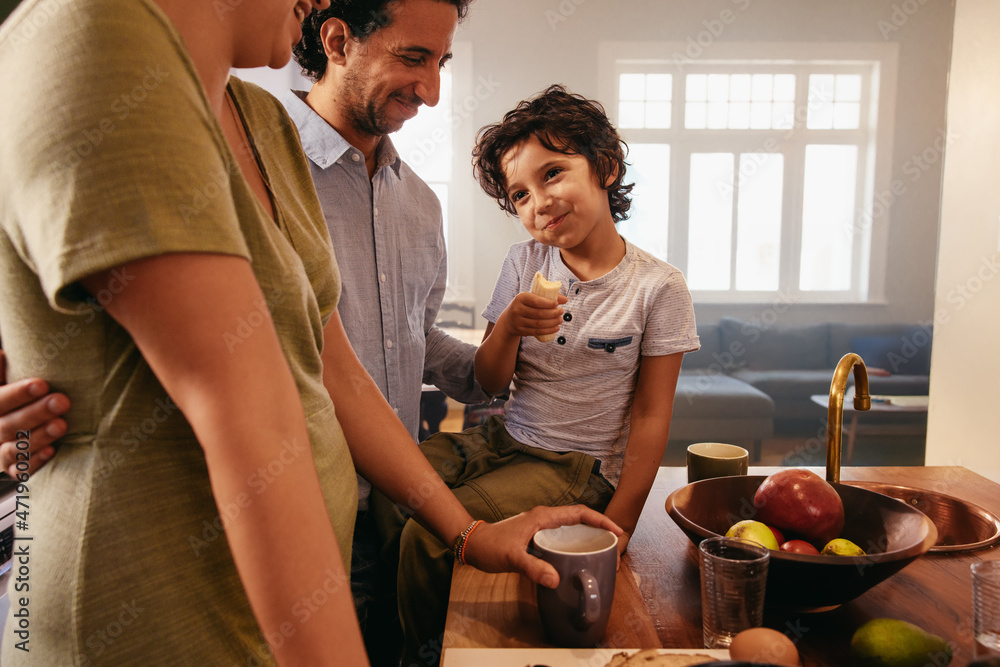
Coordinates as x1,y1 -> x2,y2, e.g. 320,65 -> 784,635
461,505 -> 622,589
0,350 -> 68,477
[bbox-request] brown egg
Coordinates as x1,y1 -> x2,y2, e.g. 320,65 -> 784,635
728,627 -> 801,666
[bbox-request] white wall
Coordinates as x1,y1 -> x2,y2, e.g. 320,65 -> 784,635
925,0 -> 1000,483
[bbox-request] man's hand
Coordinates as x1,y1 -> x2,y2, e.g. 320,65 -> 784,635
461,505 -> 622,589
495,292 -> 568,341
0,350 -> 68,477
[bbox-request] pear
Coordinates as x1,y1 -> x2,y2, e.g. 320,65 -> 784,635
821,538 -> 866,556
851,618 -> 952,667
725,520 -> 779,550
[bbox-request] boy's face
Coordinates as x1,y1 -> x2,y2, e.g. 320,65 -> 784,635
502,135 -> 615,252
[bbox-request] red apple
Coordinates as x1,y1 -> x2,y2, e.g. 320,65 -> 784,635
769,526 -> 785,545
753,469 -> 845,546
780,539 -> 821,555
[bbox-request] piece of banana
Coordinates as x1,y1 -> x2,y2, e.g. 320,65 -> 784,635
530,271 -> 562,342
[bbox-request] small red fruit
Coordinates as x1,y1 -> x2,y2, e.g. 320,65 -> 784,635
769,526 -> 785,545
780,539 -> 821,555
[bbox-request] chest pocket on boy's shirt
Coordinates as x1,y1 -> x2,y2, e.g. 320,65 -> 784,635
585,335 -> 640,370
399,247 -> 439,335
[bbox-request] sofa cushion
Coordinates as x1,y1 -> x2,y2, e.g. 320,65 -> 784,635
673,373 -> 774,418
681,324 -> 722,370
867,374 -> 930,395
730,368 -> 833,399
828,323 -> 932,375
719,317 -> 829,371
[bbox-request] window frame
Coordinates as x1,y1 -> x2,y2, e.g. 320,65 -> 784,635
598,42 -> 899,305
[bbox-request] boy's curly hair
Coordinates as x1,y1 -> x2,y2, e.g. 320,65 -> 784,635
473,85 -> 633,222
294,0 -> 473,82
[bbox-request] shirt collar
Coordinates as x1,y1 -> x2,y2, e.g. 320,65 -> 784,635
281,89 -> 402,177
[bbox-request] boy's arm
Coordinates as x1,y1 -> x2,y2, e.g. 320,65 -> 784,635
602,352 -> 684,554
474,292 -> 567,394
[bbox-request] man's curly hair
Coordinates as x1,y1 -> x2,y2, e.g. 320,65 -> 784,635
294,0 -> 473,82
472,85 -> 633,223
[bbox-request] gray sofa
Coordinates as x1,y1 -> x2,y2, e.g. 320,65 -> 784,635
670,317 -> 932,460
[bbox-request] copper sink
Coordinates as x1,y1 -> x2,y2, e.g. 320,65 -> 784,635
845,481 -> 1000,552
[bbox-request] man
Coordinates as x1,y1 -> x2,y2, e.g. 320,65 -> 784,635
286,1 -> 483,655
0,0 -> 483,661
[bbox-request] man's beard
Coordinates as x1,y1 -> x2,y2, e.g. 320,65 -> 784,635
341,74 -> 404,137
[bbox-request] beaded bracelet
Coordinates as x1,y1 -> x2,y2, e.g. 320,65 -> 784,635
452,519 -> 484,565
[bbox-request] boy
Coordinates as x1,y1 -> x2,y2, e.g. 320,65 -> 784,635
393,85 -> 699,665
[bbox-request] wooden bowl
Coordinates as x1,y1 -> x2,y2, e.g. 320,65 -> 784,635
665,475 -> 938,611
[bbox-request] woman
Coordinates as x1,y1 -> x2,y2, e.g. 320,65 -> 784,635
0,0 -> 618,663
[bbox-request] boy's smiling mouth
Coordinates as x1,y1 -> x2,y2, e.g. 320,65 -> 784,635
543,213 -> 567,230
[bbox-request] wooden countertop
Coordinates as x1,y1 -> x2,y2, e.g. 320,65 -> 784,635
442,466 -> 1000,666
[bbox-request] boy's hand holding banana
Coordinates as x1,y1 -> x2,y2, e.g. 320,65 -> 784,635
528,272 -> 563,342
493,272 -> 567,342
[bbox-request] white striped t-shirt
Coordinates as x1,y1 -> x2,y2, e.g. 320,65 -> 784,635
482,239 -> 699,486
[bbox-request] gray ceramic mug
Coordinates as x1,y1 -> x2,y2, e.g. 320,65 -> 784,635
532,524 -> 618,647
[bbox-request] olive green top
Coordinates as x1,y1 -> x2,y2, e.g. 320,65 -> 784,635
0,0 -> 357,662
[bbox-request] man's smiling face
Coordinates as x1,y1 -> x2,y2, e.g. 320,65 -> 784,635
338,0 -> 459,138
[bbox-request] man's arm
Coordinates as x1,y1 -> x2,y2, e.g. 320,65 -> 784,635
602,352 -> 684,554
319,310 -> 621,585
422,326 -> 487,404
0,350 -> 68,477
82,253 -> 367,666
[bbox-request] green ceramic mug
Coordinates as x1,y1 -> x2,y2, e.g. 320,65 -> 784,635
687,442 -> 749,483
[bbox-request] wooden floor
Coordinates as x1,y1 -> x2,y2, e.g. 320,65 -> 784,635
435,399 -> 926,468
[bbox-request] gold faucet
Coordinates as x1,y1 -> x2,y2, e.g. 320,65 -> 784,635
826,353 -> 871,483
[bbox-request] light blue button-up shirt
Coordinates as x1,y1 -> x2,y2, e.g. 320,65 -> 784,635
282,90 -> 485,507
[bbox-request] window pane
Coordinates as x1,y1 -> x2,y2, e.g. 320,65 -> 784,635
685,102 -> 707,129
646,74 -> 672,101
686,74 -> 707,101
728,102 -> 751,129
707,74 -> 729,101
772,102 -> 795,130
836,74 -> 862,101
807,98 -> 834,129
688,153 -> 734,290
645,102 -> 671,128
751,74 -> 772,102
619,73 -> 646,100
773,74 -> 796,101
736,153 -> 783,291
750,102 -> 772,129
730,74 -> 752,102
833,102 -> 860,129
807,74 -> 835,129
707,101 -> 728,129
618,101 -> 645,128
393,71 -> 452,181
620,144 -> 670,261
800,145 -> 858,291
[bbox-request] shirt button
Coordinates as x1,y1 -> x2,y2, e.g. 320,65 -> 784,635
380,273 -> 386,282
605,343 -> 616,353
351,153 -> 361,162
563,313 -> 572,322
557,336 -> 566,345
373,207 -> 379,216
386,340 -> 393,349
575,288 -> 581,294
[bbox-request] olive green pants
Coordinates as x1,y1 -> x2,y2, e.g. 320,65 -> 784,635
376,416 -> 615,667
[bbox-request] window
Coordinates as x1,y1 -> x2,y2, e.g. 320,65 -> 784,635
599,43 -> 899,303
